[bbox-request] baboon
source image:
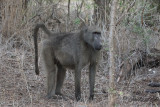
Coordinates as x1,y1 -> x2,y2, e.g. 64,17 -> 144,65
33,23 -> 102,101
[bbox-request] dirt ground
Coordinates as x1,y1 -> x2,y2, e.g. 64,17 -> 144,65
0,47 -> 160,107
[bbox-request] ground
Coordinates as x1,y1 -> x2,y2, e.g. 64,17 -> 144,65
0,48 -> 160,107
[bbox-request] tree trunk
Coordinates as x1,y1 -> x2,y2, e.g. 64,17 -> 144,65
94,0 -> 111,25
22,0 -> 29,10
1,0 -> 23,37
108,0 -> 117,106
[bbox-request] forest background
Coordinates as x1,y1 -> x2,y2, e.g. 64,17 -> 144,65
0,0 -> 160,106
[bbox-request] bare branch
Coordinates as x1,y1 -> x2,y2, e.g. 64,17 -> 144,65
115,0 -> 136,26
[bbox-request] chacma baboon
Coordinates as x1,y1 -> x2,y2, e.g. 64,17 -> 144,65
33,23 -> 102,101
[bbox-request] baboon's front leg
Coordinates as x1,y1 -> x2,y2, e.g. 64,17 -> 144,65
75,65 -> 82,101
89,63 -> 97,100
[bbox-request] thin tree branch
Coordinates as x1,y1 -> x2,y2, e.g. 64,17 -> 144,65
76,0 -> 84,17
68,0 -> 70,20
115,0 -> 136,26
108,0 -> 117,106
141,0 -> 147,26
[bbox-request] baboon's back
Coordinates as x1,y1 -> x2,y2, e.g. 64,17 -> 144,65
49,32 -> 82,69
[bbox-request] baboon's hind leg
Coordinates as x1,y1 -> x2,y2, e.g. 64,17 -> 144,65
42,46 -> 57,99
55,64 -> 66,95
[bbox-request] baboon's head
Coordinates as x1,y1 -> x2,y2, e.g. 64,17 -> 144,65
82,26 -> 102,51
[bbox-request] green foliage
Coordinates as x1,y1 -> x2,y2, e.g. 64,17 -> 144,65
132,24 -> 144,36
74,18 -> 81,25
118,0 -> 126,12
86,4 -> 92,9
143,35 -> 150,46
108,88 -> 117,94
93,3 -> 98,8
104,43 -> 109,51
119,0 -> 159,50
119,0 -> 123,6
119,91 -> 123,96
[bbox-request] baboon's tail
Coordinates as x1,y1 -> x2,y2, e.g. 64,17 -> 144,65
33,24 -> 40,75
33,23 -> 52,75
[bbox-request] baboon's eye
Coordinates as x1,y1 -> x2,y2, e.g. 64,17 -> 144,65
93,32 -> 101,35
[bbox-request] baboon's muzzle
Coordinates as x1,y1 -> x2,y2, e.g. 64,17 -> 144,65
95,44 -> 102,50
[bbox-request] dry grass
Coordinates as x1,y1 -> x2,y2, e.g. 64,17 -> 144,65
1,41 -> 160,106
0,0 -> 160,106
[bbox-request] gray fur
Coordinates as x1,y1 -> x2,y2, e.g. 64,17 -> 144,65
33,23 -> 102,101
